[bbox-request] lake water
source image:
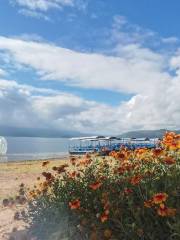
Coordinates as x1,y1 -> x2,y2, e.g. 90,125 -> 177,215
0,137 -> 70,162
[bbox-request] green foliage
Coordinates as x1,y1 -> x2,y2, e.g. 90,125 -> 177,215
26,133 -> 180,240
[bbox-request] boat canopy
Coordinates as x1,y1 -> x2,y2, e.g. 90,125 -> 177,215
69,136 -> 120,141
69,136 -> 104,141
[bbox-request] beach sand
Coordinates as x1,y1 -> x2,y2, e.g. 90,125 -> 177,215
0,157 -> 69,240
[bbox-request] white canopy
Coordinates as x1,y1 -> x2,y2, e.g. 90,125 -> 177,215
0,137 -> 7,155
69,136 -> 105,141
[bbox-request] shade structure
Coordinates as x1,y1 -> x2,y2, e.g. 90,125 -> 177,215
0,137 -> 7,155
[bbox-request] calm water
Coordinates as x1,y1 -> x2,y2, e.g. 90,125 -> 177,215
0,137 -> 70,162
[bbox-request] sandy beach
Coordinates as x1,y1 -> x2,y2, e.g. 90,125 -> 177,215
0,158 -> 69,240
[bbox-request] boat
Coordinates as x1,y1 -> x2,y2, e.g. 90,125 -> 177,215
68,136 -> 159,155
68,136 -> 108,155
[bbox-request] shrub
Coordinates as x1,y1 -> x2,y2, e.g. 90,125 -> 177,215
26,132 -> 180,240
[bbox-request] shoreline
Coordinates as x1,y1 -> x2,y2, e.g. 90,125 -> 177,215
0,153 -> 69,163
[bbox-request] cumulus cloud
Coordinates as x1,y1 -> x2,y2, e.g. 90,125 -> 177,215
0,37 -> 171,96
0,79 -> 120,134
0,17 -> 180,134
0,79 -> 95,130
0,75 -> 180,135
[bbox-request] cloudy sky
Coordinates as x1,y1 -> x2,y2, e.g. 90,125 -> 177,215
0,0 -> 180,135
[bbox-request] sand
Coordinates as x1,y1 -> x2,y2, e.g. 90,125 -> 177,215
0,158 -> 69,240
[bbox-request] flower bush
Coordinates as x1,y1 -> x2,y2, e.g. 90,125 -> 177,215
26,132 -> 180,239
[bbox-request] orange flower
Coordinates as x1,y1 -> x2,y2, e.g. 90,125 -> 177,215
100,212 -> 109,223
164,157 -> 176,165
163,132 -> 179,150
153,148 -> 163,156
135,148 -> 148,155
69,199 -> 80,210
116,152 -> 126,159
109,151 -> 116,157
68,171 -> 77,179
165,208 -> 177,217
152,193 -> 168,204
130,175 -> 142,185
144,199 -> 153,208
89,181 -> 102,190
163,132 -> 175,143
157,204 -> 176,217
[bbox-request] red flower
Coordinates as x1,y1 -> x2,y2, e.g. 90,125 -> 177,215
68,171 -> 76,178
144,199 -> 153,208
152,193 -> 168,204
157,204 -> 176,217
69,199 -> 80,210
153,148 -> 163,156
100,212 -> 109,223
124,188 -> 133,195
130,175 -> 142,185
164,157 -> 176,165
135,148 -> 147,155
89,181 -> 102,190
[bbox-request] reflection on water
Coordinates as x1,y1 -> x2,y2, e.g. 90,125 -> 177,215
0,155 -> 8,162
0,137 -> 70,162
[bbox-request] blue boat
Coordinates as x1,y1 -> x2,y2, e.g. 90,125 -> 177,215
68,136 -> 159,155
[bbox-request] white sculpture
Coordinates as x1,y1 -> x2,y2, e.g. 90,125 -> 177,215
0,137 -> 7,155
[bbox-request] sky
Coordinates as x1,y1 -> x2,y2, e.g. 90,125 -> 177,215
0,0 -> 180,135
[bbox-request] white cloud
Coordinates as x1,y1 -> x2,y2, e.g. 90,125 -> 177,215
0,79 -> 117,134
0,20 -> 180,134
13,0 -> 74,11
11,0 -> 88,19
0,73 -> 180,135
0,37 -> 171,96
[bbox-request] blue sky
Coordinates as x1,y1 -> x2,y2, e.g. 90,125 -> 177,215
0,0 -> 180,135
